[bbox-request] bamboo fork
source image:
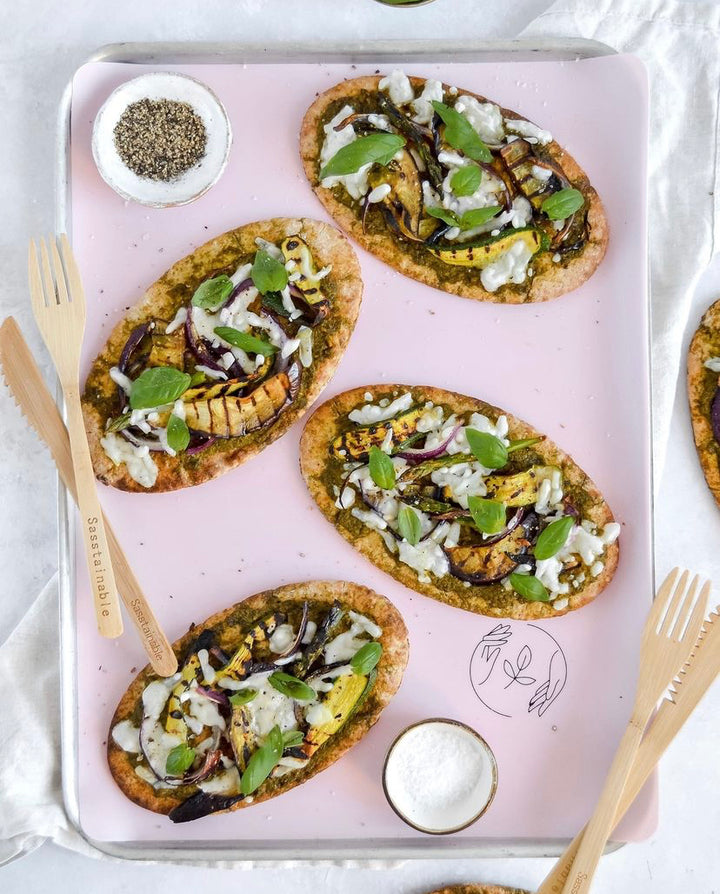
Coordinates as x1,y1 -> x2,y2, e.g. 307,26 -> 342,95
29,235 -> 122,638
538,596 -> 718,893
0,316 -> 177,675
547,569 -> 707,894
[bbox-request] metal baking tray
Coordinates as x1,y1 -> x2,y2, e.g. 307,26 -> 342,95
56,38 -> 652,862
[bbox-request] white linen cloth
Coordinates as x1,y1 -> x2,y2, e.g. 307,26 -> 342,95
1,0 -> 719,867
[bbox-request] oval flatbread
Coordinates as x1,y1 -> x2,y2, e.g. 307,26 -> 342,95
300,385 -> 619,620
300,72 -> 608,305
426,887 -> 528,894
82,218 -> 362,492
688,296 -> 720,506
107,580 -> 408,821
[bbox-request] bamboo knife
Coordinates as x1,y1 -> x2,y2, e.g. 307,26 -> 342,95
0,316 -> 177,676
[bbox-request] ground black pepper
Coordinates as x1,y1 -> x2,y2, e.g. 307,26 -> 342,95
113,98 -> 207,182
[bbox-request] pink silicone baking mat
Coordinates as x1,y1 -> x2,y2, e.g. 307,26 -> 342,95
67,53 -> 652,850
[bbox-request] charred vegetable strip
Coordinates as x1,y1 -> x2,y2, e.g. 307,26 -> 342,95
331,408 -> 425,460
219,613 -> 285,680
484,465 -> 558,506
427,228 -> 548,269
300,672 -> 370,758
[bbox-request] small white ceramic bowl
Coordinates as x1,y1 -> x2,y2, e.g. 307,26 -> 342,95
92,72 -> 232,208
382,718 -> 498,834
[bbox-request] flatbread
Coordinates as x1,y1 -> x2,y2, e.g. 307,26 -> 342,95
688,296 -> 720,506
300,385 -> 619,620
426,886 -> 528,894
300,75 -> 608,305
107,580 -> 408,818
82,218 -> 362,492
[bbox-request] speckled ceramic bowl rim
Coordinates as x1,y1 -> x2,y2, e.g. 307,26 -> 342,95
371,0 -> 438,7
381,717 -> 499,835
91,71 -> 232,209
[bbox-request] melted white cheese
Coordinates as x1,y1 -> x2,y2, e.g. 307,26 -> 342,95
164,306 -> 187,334
109,366 -> 133,395
111,719 -> 141,754
319,104 -> 372,200
479,239 -> 535,293
100,432 -> 158,489
505,118 -> 552,146
379,69 -> 414,105
348,392 -> 413,424
455,95 -> 505,144
269,623 -> 295,654
411,78 -> 443,124
198,766 -> 241,795
704,356 -> 720,372
397,538 -> 450,583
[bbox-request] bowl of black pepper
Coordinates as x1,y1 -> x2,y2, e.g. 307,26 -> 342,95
92,72 -> 232,208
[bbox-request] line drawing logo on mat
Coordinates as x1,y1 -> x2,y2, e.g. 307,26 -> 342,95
469,623 -> 568,719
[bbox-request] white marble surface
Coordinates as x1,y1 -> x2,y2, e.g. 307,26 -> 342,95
1,0 -> 718,891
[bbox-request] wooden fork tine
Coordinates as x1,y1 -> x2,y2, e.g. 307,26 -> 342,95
675,580 -> 709,644
50,238 -> 70,306
667,575 -> 700,638
38,237 -> 56,307
655,568 -> 689,635
59,233 -> 85,310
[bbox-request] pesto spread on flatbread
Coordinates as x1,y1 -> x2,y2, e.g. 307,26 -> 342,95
300,71 -> 608,304
82,218 -> 362,492
300,386 -> 620,620
108,581 -> 408,822
688,296 -> 720,508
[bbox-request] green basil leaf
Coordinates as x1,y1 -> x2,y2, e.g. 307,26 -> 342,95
268,671 -> 316,702
105,412 -> 131,433
535,515 -> 575,561
458,205 -> 501,229
319,132 -> 406,179
368,446 -> 396,490
240,725 -> 283,795
229,688 -> 258,707
189,370 -> 206,386
214,326 -> 277,357
431,101 -> 492,163
465,428 -> 508,469
397,505 -> 421,545
165,743 -> 196,776
281,730 -> 305,749
510,573 -> 550,602
129,367 -> 191,411
507,436 -> 544,454
261,291 -> 291,318
251,249 -> 289,295
191,274 -> 234,310
426,206 -> 461,227
467,496 -> 506,535
541,187 -> 585,220
351,641 -> 383,675
450,165 -> 482,197
166,414 -> 190,453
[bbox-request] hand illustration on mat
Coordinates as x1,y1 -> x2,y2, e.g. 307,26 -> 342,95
469,623 -> 568,719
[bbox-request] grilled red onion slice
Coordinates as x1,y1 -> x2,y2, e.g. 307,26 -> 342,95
118,322 -> 152,374
397,423 -> 462,464
711,387 -> 720,443
185,307 -> 225,372
222,277 -> 254,310
185,434 -> 218,455
275,602 -> 309,659
120,428 -> 165,451
195,686 -> 229,708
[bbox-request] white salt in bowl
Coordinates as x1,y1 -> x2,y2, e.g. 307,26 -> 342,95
382,718 -> 498,834
92,72 -> 232,208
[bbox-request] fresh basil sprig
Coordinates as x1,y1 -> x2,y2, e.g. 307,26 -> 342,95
541,187 -> 584,220
214,326 -> 277,357
510,573 -> 549,602
261,291 -> 291,318
397,505 -> 421,545
192,275 -> 234,311
467,495 -> 506,535
535,515 -> 574,561
368,446 -> 396,489
351,641 -> 383,675
129,367 -> 191,411
165,743 -> 196,776
269,671 -> 316,702
166,414 -> 190,453
281,730 -> 305,750
240,725 -> 283,795
229,689 -> 258,707
251,249 -> 289,295
319,132 -> 406,179
465,428 -> 508,469
431,101 -> 492,163
426,205 -> 501,231
450,165 -> 482,197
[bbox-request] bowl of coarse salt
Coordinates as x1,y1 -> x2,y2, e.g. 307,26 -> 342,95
92,72 -> 232,208
382,718 -> 498,834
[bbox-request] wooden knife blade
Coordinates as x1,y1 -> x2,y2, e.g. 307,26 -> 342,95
0,316 -> 177,676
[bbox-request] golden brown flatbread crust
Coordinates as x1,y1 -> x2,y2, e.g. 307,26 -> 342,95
107,580 -> 408,817
426,886 -> 528,894
688,296 -> 720,507
300,385 -> 619,620
300,75 -> 608,305
83,218 -> 362,492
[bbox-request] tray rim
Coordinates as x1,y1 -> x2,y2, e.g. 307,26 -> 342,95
56,37 -> 648,864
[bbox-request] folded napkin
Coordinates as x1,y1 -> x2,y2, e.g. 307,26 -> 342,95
3,0 -> 719,866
